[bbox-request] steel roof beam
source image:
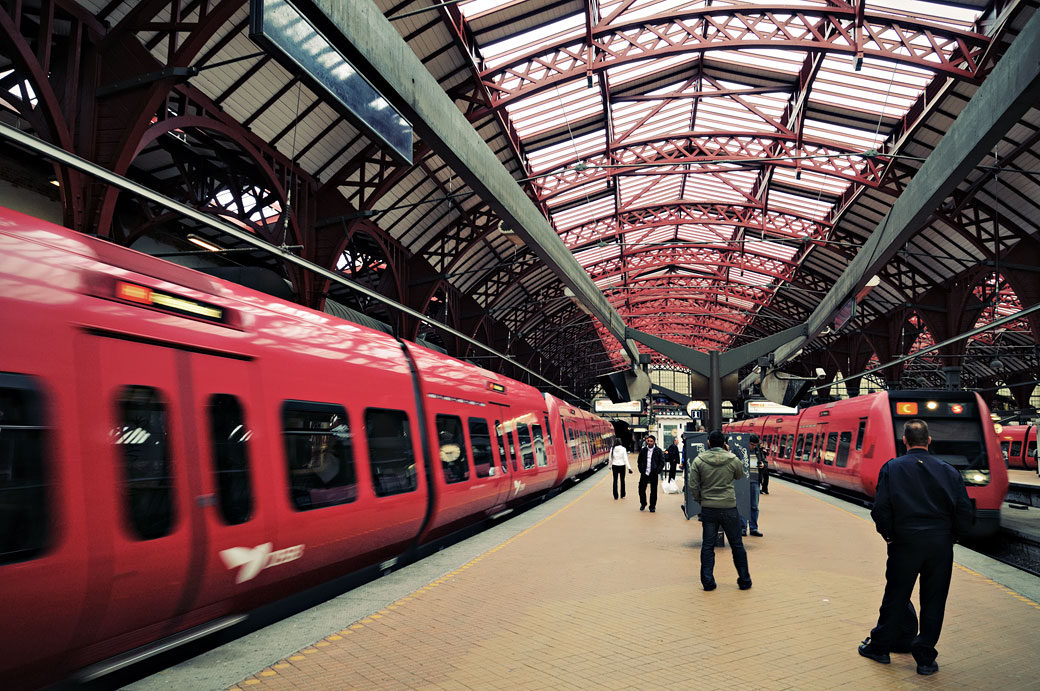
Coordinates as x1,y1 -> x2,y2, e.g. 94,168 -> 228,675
747,7 -> 1040,389
309,0 -> 640,364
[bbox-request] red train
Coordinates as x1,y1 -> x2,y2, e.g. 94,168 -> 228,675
996,424 -> 1037,470
726,391 -> 1009,538
0,207 -> 613,688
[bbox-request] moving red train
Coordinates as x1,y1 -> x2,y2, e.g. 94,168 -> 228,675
996,424 -> 1037,470
726,391 -> 1009,538
0,207 -> 614,688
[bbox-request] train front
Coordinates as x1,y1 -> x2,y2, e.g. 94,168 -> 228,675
888,391 -> 1009,539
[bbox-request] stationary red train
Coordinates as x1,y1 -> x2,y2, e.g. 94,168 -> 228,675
0,207 -> 613,688
996,424 -> 1037,470
726,391 -> 1009,538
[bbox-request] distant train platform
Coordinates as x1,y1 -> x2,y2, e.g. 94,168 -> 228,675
1009,469 -> 1040,487
133,472 -> 1040,691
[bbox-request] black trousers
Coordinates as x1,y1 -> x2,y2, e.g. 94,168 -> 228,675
667,460 -> 678,481
760,466 -> 769,493
869,539 -> 954,665
638,471 -> 658,509
611,465 -> 627,499
700,506 -> 751,588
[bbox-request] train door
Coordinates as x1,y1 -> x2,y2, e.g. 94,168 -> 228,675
814,425 -> 829,482
182,352 -> 271,618
75,335 -> 195,646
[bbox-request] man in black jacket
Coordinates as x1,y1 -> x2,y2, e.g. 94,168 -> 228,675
858,418 -> 973,676
637,435 -> 666,512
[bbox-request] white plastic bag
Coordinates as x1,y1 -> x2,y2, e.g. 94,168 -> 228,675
662,478 -> 680,494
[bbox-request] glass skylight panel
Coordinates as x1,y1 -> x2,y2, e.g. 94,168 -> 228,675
457,0 -> 526,20
729,267 -> 773,286
552,195 -> 615,231
868,0 -> 982,27
626,226 -> 676,247
677,225 -> 732,244
599,0 -> 706,25
606,54 -> 699,88
480,13 -> 584,71
528,130 -> 606,173
801,118 -> 885,153
595,274 -> 624,287
712,48 -> 805,76
678,175 -> 750,205
574,243 -> 620,268
767,190 -> 832,221
744,240 -> 797,261
545,179 -> 610,207
771,167 -> 849,197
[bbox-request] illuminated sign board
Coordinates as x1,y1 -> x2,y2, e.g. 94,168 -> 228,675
745,400 -> 799,415
116,281 -> 225,323
895,402 -> 918,416
487,382 -> 506,394
250,0 -> 413,164
594,399 -> 643,414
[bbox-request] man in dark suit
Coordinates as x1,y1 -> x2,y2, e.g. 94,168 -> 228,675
637,435 -> 665,512
858,418 -> 973,676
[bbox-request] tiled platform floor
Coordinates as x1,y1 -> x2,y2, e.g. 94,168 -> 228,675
143,473 -> 1040,690
224,474 -> 1040,690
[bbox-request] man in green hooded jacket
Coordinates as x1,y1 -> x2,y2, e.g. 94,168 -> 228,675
689,430 -> 752,591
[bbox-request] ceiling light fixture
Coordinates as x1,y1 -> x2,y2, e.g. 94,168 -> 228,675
187,234 -> 223,252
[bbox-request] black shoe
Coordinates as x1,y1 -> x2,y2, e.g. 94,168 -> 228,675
858,639 -> 890,664
640,505 -> 646,511
703,583 -> 717,591
649,508 -> 655,512
741,529 -> 747,536
738,582 -> 752,590
916,661 -> 938,675
750,530 -> 763,537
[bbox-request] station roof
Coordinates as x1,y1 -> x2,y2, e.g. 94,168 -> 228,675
4,0 -> 1037,398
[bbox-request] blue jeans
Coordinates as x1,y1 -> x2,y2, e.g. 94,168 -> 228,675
700,506 -> 751,588
741,481 -> 760,532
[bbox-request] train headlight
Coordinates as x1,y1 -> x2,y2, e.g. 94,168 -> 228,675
926,401 -> 939,411
960,469 -> 990,486
993,423 -> 1003,434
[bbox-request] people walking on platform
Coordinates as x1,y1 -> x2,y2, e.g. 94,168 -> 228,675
858,418 -> 973,676
610,438 -> 633,500
636,435 -> 665,512
666,437 -> 680,482
689,431 -> 752,591
740,434 -> 764,537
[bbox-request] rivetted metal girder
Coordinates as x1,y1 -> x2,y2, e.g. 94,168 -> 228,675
746,6 -> 1040,390
308,0 -> 640,364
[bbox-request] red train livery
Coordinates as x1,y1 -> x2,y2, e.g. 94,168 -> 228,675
727,390 -> 1008,538
0,207 -> 613,688
996,424 -> 1037,470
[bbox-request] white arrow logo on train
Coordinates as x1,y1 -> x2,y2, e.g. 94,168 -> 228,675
220,543 -> 305,583
513,479 -> 525,495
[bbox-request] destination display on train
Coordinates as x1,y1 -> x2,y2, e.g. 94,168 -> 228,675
116,281 -> 226,323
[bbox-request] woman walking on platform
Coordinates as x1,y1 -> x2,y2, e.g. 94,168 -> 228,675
610,438 -> 633,500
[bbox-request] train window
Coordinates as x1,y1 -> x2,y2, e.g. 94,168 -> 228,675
531,424 -> 548,466
855,419 -> 867,450
815,433 -> 825,462
517,423 -> 535,469
777,434 -> 787,459
116,386 -> 176,539
1010,441 -> 1022,457
469,418 -> 494,478
794,434 -> 805,462
543,415 -> 553,444
494,421 -> 509,474
823,432 -> 838,465
835,431 -> 852,468
508,426 -> 519,472
208,394 -> 253,525
365,409 -> 417,496
283,402 -> 357,511
0,375 -> 49,564
436,415 -> 470,484
1028,441 -> 1037,458
893,418 -> 986,470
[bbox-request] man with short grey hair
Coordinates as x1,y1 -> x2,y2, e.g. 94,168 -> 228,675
858,418 -> 973,676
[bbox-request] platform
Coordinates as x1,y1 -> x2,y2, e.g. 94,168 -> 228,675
133,471 -> 1040,691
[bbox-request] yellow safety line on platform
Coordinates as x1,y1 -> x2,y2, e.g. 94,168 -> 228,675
799,482 -> 1040,608
227,473 -> 609,689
